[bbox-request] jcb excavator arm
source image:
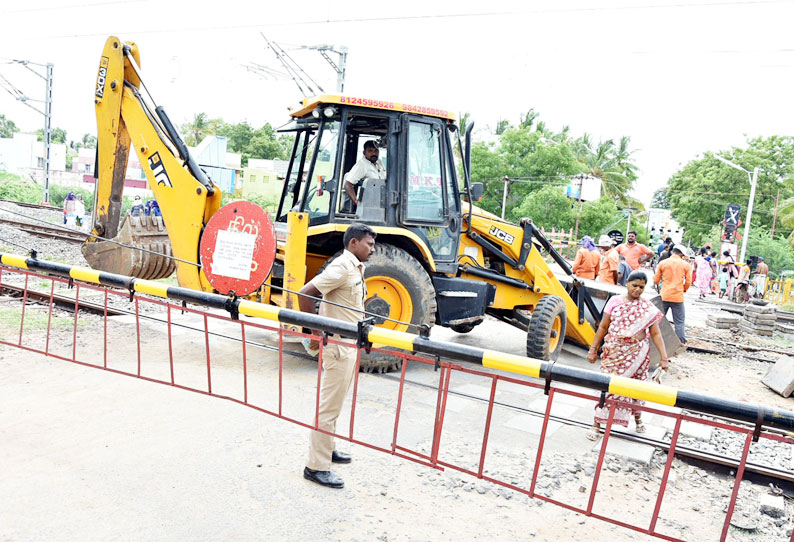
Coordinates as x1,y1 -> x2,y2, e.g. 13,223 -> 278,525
83,36 -> 221,291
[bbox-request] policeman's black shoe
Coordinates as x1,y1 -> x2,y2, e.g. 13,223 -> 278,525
331,450 -> 352,464
303,467 -> 344,488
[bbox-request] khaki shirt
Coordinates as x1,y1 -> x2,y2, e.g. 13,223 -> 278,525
309,249 -> 367,325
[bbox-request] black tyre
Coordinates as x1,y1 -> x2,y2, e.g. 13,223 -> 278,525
361,244 -> 437,373
526,295 -> 567,361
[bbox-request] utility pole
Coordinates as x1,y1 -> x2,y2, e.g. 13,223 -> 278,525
43,63 -> 53,204
500,176 -> 510,220
771,188 -> 780,238
572,175 -> 584,259
5,60 -> 54,203
739,167 -> 759,264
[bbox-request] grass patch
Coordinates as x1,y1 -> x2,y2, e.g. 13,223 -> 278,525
781,303 -> 794,313
0,305 -> 87,340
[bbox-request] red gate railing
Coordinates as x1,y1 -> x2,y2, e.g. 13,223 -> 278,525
1,264 -> 792,541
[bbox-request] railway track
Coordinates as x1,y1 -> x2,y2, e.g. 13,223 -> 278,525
0,217 -> 89,244
0,199 -> 64,212
0,282 -> 125,317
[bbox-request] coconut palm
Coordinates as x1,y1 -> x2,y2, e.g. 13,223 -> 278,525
181,112 -> 220,146
779,196 -> 794,246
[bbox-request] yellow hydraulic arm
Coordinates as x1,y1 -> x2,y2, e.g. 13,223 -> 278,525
87,36 -> 221,291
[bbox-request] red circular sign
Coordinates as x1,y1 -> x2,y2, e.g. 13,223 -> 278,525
199,201 -> 276,296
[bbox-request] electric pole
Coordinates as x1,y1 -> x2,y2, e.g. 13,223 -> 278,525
43,63 -> 53,204
501,176 -> 510,220
3,60 -> 54,203
572,174 -> 584,257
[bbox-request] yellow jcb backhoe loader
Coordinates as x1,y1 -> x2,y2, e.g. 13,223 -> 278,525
84,36 -> 681,373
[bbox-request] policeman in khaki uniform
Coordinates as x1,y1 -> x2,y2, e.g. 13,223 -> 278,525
298,223 -> 377,488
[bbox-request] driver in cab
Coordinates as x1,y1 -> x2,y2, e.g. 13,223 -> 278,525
343,140 -> 386,212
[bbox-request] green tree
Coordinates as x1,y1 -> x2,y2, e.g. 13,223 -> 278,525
181,112 -> 221,146
36,127 -> 67,143
778,196 -> 794,246
577,197 -> 621,239
512,184 -> 574,227
666,136 -> 794,244
0,114 -> 20,138
651,188 -> 670,209
470,127 -> 584,216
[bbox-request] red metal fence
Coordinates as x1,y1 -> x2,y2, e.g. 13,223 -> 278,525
1,265 -> 792,541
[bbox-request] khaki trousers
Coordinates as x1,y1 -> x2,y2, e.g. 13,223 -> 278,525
307,341 -> 358,471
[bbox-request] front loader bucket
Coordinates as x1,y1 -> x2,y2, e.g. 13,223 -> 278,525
82,214 -> 175,280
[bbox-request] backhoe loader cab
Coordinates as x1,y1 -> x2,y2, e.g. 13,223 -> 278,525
276,96 -> 464,270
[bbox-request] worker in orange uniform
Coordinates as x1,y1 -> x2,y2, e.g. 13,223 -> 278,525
653,244 -> 692,344
616,230 -> 654,270
596,234 -> 620,285
572,235 -> 601,280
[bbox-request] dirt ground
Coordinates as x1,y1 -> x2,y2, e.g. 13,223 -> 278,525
1,283 -> 793,541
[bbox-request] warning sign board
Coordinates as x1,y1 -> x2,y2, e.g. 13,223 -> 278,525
199,201 -> 276,296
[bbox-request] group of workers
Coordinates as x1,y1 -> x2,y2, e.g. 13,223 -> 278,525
130,195 -> 161,217
572,230 -> 653,286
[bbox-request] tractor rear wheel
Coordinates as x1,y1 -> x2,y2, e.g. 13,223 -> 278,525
526,295 -> 567,361
362,244 -> 436,373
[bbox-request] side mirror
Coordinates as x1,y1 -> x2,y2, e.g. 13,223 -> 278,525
470,182 -> 483,202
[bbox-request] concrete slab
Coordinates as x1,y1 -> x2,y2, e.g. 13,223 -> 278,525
453,383 -> 495,400
592,425 -> 666,465
418,393 -> 472,413
660,418 -> 714,441
528,397 -> 578,419
762,358 -> 794,398
496,381 -> 540,396
503,414 -> 562,436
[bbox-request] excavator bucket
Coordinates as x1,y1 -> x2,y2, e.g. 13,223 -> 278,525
82,214 -> 175,280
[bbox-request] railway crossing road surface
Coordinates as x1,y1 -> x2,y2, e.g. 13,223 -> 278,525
0,305 -> 671,541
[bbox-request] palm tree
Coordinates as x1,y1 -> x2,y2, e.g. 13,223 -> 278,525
779,196 -> 794,246
182,113 -> 220,146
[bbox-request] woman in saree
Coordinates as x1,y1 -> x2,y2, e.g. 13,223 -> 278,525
694,248 -> 713,298
586,271 -> 670,440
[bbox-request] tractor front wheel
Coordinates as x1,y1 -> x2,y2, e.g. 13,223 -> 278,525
526,295 -> 567,361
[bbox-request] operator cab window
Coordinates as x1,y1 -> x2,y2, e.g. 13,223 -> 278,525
337,115 -> 389,217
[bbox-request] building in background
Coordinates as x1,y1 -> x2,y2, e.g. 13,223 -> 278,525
647,208 -> 684,245
191,136 -> 241,194
0,133 -> 66,174
240,158 -> 290,201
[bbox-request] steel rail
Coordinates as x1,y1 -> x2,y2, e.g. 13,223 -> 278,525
0,199 -> 64,212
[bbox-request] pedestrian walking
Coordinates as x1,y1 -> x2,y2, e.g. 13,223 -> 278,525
653,244 -> 692,344
297,223 -> 377,489
694,248 -> 713,299
73,194 -> 86,229
617,255 -> 632,286
586,270 -> 670,440
755,257 -> 769,297
596,234 -> 620,285
572,235 -> 600,280
63,192 -> 76,225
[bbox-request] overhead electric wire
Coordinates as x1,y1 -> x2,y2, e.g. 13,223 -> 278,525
27,0 -> 790,39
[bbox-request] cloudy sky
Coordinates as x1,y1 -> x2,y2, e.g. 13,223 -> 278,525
1,0 -> 792,205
